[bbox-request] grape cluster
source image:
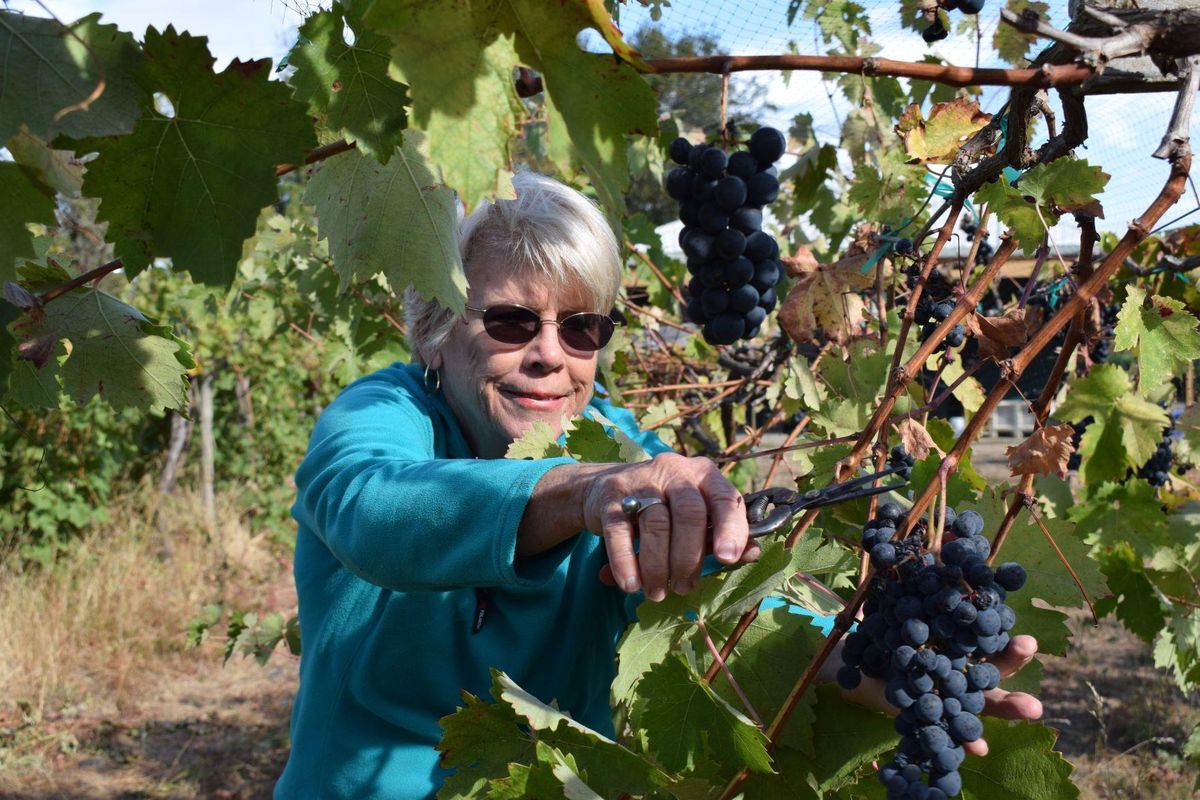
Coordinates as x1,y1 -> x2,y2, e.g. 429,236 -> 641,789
1090,303 -> 1121,364
838,504 -> 1026,800
960,214 -> 992,266
1139,408 -> 1182,486
666,128 -> 786,346
889,445 -> 917,481
905,266 -> 966,350
923,0 -> 985,42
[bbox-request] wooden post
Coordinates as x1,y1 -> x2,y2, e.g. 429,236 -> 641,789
199,371 -> 218,543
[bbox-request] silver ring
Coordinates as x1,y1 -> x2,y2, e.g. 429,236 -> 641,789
620,495 -> 665,516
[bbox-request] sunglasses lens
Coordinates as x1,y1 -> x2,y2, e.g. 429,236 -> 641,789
560,313 -> 614,351
481,305 -> 540,344
477,305 -> 615,351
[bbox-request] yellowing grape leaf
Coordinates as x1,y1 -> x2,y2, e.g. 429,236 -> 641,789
0,11 -> 145,142
1113,285 -> 1200,393
1006,423 -> 1074,479
7,128 -> 85,198
74,28 -> 316,285
289,3 -> 409,163
778,248 -> 873,345
895,97 -> 990,164
1018,158 -> 1110,214
633,652 -> 773,775
305,132 -> 467,311
9,261 -> 194,412
1055,364 -> 1168,486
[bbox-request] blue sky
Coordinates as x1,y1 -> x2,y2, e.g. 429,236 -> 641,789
11,0 -> 1199,245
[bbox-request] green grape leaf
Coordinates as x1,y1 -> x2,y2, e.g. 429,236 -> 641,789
360,4 -> 523,210
495,671 -> 670,798
305,132 -> 467,312
1093,543 -> 1168,643
1017,158 -> 1109,214
7,127 -> 85,197
74,27 -> 316,284
506,420 -> 568,460
1112,285 -> 1200,392
994,0 -> 1051,65
437,690 -> 536,798
963,489 -> 1106,656
289,3 -> 409,163
0,164 -> 56,283
633,652 -> 773,775
9,263 -> 194,412
975,177 -> 1045,255
0,11 -> 145,141
566,413 -> 647,464
1069,480 -> 1171,559
1055,364 -> 1169,485
939,355 -> 985,416
489,744 -> 603,800
894,97 -> 990,164
960,719 -> 1078,799
741,684 -> 895,798
1154,607 -> 1200,693
503,0 -> 658,218
698,607 -> 824,755
612,537 -> 841,703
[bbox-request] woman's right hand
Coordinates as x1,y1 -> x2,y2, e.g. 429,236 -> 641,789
580,452 -> 760,601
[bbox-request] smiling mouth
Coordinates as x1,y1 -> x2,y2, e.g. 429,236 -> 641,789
500,388 -> 569,409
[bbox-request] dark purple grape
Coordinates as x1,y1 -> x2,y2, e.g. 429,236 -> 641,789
726,150 -> 757,179
748,126 -> 787,164
714,176 -> 748,210
668,137 -> 692,165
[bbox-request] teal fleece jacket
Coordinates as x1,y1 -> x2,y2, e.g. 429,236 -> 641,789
274,362 -> 673,799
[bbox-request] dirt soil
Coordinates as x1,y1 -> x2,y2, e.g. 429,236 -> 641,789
1,576 -> 1197,799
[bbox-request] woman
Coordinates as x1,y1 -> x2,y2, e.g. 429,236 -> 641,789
274,173 -> 1040,798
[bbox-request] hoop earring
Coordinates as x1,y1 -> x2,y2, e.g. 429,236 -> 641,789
423,364 -> 441,393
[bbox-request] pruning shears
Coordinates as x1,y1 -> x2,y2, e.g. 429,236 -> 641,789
743,465 -> 909,537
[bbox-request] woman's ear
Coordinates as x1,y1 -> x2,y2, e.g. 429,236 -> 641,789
424,348 -> 444,372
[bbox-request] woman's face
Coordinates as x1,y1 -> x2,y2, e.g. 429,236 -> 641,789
431,253 -> 601,458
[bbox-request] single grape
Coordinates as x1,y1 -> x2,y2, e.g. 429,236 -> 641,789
748,126 -> 787,164
668,137 -> 692,165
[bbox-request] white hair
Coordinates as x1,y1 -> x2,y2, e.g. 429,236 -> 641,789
405,172 -> 622,364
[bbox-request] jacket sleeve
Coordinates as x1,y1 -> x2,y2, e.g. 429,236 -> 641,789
291,372 -> 576,592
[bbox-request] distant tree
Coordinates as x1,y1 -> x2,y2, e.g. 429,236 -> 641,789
624,25 -> 778,224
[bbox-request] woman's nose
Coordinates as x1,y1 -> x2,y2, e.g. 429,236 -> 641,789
525,320 -> 566,367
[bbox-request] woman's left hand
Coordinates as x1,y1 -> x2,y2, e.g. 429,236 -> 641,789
832,633 -> 1043,755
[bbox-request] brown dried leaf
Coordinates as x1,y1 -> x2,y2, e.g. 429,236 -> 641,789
894,418 -> 937,461
966,309 -> 1030,361
16,332 -> 57,368
1005,423 -> 1075,479
778,247 -> 875,345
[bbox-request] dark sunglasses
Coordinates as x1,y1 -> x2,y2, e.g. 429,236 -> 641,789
464,303 -> 618,352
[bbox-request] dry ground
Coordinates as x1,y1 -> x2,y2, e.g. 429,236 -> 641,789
0,490 -> 1197,799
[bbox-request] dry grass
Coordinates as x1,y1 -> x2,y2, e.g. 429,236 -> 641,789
0,486 -> 285,721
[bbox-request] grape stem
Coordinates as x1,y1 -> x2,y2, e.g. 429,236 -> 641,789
696,619 -> 764,730
1024,500 -> 1099,623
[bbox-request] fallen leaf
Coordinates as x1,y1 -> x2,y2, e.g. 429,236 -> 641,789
1005,423 -> 1075,479
894,418 -> 938,461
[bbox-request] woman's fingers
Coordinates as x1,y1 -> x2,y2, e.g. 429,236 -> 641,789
600,505 -> 641,594
700,468 -> 751,565
991,634 -> 1038,678
666,484 -> 707,595
635,502 -> 672,601
982,688 -> 1043,721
